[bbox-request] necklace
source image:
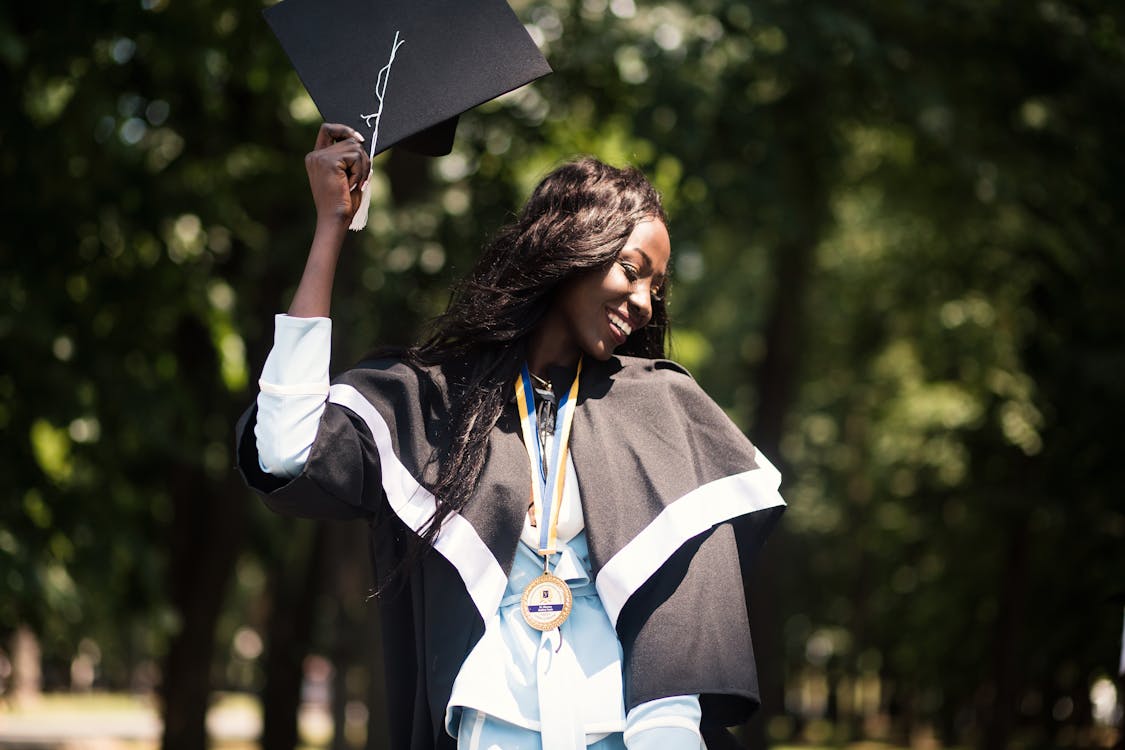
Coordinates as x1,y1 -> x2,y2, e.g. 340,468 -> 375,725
525,371 -> 556,528
528,370 -> 551,391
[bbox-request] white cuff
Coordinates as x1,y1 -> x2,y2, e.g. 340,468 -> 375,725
254,314 -> 332,478
623,694 -> 703,749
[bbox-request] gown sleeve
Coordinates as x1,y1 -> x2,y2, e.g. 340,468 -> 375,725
236,316 -> 396,521
574,358 -> 785,732
255,314 -> 331,478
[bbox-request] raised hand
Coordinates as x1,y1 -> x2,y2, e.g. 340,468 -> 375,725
305,122 -> 371,224
289,123 -> 372,318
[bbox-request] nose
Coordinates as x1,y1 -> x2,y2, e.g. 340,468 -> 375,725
628,284 -> 653,327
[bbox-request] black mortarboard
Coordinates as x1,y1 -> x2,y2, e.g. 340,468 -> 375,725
264,0 -> 551,159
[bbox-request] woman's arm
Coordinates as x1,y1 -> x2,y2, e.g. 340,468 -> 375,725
254,122 -> 372,477
288,122 -> 371,318
239,123 -> 379,510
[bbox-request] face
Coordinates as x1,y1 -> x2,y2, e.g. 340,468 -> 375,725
542,218 -> 672,363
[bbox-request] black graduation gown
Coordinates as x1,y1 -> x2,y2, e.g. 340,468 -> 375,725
235,354 -> 785,750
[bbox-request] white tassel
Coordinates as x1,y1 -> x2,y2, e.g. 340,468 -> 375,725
349,169 -> 373,232
350,31 -> 403,233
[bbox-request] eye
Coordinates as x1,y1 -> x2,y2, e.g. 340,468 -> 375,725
650,286 -> 664,303
617,261 -> 639,281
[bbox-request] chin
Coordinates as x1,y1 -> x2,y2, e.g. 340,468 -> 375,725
581,341 -> 616,361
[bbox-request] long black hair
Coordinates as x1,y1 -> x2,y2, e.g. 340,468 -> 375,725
406,157 -> 668,553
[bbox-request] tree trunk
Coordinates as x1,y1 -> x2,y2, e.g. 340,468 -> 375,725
261,521 -> 328,750
160,311 -> 251,750
1113,670 -> 1125,750
161,471 -> 249,750
743,83 -> 831,748
980,517 -> 1028,750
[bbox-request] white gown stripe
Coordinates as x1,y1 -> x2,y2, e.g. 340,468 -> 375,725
595,453 -> 785,628
329,383 -> 508,621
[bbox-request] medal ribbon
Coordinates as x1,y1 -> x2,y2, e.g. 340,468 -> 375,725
514,358 -> 582,557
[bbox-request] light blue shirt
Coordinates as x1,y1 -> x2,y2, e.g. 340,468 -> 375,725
447,525 -> 625,743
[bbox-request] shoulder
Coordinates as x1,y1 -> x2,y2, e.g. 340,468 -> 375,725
329,356 -> 456,424
579,355 -> 725,422
335,355 -> 449,392
599,354 -> 706,398
604,354 -> 694,381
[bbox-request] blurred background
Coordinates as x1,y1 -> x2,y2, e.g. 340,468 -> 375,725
2,0 -> 1123,749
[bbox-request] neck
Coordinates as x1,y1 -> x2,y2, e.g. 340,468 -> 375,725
526,321 -> 579,379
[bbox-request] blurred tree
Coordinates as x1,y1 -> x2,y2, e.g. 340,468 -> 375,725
1,0 -> 303,745
763,3 -> 1125,748
2,1 -> 1123,750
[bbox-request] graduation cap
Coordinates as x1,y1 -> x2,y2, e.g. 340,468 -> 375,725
264,0 -> 552,229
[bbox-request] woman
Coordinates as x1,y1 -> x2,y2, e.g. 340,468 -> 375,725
236,123 -> 785,750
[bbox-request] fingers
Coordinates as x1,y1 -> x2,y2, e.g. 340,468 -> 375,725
338,141 -> 371,192
306,139 -> 368,182
315,122 -> 365,151
306,124 -> 372,222
311,141 -> 369,195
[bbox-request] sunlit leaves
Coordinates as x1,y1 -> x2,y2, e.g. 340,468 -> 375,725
30,421 -> 72,486
23,74 -> 76,125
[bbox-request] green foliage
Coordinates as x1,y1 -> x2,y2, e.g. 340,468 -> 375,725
2,0 -> 1123,747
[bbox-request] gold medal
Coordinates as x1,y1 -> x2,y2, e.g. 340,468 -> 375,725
520,572 -> 573,631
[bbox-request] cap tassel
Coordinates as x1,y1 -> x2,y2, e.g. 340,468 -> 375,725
350,31 -> 403,233
349,169 -> 374,231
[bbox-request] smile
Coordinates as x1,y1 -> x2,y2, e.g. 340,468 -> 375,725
607,310 -> 633,342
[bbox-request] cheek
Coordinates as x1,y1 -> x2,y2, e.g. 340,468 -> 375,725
600,266 -> 632,296
572,269 -> 620,304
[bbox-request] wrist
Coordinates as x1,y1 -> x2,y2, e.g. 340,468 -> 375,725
313,214 -> 351,243
309,219 -> 349,263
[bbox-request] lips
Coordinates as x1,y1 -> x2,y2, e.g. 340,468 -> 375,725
607,309 -> 633,344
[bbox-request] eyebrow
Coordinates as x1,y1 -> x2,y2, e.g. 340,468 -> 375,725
628,247 -> 667,282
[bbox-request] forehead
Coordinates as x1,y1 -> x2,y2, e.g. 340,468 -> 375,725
622,219 -> 671,272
